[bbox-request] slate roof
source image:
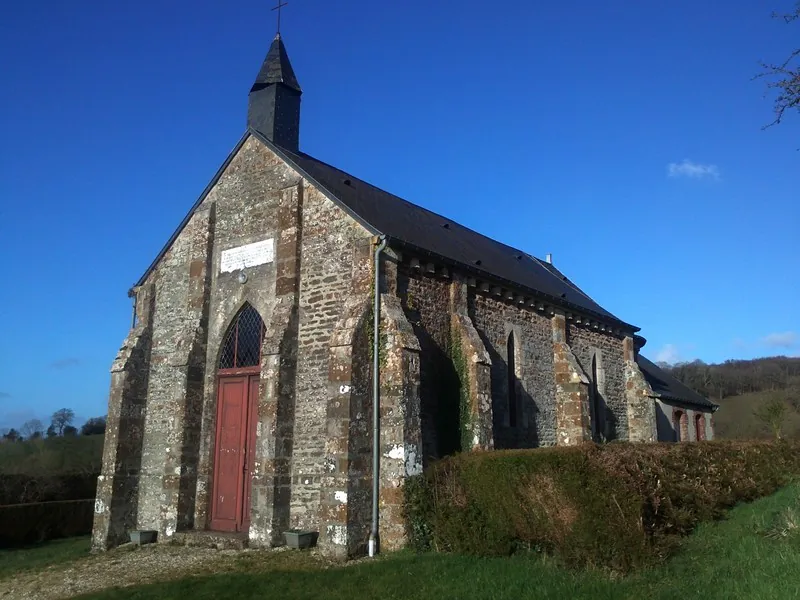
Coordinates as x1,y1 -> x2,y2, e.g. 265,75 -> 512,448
257,135 -> 637,330
636,355 -> 718,410
251,34 -> 301,92
132,129 -> 638,331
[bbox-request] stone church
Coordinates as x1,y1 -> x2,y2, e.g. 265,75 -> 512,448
92,33 -> 717,556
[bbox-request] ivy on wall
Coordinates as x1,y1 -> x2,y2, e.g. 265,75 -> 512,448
447,323 -> 472,453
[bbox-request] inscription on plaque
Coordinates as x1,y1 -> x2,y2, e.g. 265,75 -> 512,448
220,239 -> 274,273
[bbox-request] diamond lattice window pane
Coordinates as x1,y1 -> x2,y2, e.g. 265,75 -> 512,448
218,303 -> 265,369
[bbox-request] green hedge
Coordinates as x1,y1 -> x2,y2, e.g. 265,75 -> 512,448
403,441 -> 800,572
0,499 -> 94,547
0,474 -> 98,505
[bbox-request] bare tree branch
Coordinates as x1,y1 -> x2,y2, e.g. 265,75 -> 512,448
757,3 -> 800,128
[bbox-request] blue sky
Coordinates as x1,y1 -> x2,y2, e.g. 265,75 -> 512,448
0,0 -> 797,430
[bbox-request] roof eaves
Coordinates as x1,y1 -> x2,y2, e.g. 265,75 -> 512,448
651,391 -> 720,412
390,238 -> 640,333
532,257 -> 641,331
130,131 -> 252,293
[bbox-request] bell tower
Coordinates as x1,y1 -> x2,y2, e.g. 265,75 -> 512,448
248,33 -> 302,152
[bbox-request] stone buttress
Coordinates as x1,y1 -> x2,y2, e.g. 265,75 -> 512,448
551,310 -> 592,446
92,285 -> 154,550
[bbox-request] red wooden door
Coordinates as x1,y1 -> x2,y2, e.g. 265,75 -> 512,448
210,375 -> 259,532
240,375 -> 259,532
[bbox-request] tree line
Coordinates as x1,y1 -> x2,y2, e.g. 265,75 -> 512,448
664,356 -> 800,403
0,409 -> 106,443
664,356 -> 800,440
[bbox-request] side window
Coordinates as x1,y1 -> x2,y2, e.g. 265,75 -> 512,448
507,332 -> 517,428
590,352 -> 605,440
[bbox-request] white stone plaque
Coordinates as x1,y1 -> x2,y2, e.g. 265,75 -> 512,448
220,239 -> 274,273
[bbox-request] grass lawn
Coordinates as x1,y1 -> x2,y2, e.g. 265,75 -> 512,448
0,536 -> 90,579
5,485 -> 798,600
75,483 -> 800,600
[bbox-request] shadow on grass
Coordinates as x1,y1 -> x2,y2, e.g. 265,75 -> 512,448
0,536 -> 91,579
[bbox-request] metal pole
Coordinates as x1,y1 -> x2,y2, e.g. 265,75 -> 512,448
368,235 -> 387,558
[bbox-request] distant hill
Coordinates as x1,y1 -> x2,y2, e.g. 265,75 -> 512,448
662,356 -> 800,440
713,390 -> 800,440
663,356 -> 800,402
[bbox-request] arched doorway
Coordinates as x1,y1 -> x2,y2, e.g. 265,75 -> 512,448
210,303 -> 265,532
695,413 -> 706,441
672,409 -> 688,442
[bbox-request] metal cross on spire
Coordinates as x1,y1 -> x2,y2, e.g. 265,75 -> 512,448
272,1 -> 288,34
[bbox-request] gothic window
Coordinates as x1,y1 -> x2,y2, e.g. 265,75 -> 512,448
507,332 -> 517,428
219,303 -> 266,370
590,353 -> 605,441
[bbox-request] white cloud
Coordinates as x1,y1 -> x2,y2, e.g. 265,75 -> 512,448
49,357 -> 81,369
761,331 -> 798,349
667,159 -> 720,180
731,338 -> 748,350
654,343 -> 681,365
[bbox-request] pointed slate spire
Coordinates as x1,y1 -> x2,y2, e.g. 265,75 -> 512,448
248,34 -> 302,151
251,33 -> 301,93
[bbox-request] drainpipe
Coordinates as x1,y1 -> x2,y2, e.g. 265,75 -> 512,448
369,234 -> 387,558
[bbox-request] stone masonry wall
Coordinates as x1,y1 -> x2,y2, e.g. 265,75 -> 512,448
318,253 -> 424,558
567,324 -> 628,441
552,312 -> 591,446
94,135 -> 377,548
469,291 -> 556,448
289,185 -> 373,532
247,182 -> 303,547
92,285 -> 154,550
450,278 -> 493,451
377,291 -> 423,551
193,138 -> 304,536
319,284 -> 372,557
395,265 -> 459,465
131,136 -> 306,539
623,338 -> 656,442
135,205 -> 214,535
